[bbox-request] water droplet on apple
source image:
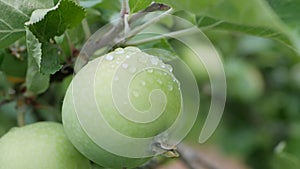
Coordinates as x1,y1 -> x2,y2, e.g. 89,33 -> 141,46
157,79 -> 163,85
160,64 -> 166,69
115,48 -> 124,54
138,55 -> 148,63
166,64 -> 173,72
122,63 -> 129,69
114,76 -> 119,81
105,54 -> 114,61
151,57 -> 159,65
147,69 -> 153,73
133,91 -> 139,97
167,85 -> 173,91
129,67 -> 136,73
141,81 -> 146,86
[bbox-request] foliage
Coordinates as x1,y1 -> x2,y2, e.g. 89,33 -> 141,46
0,0 -> 299,168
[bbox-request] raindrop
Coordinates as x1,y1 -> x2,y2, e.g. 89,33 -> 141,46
141,81 -> 146,86
105,54 -> 114,61
160,64 -> 166,69
126,55 -> 131,59
114,76 -> 119,81
167,85 -> 173,91
166,64 -> 173,72
151,57 -> 159,65
147,69 -> 153,73
122,63 -> 129,69
115,48 -> 124,54
157,79 -> 163,85
129,67 -> 136,73
133,91 -> 139,97
139,55 -> 148,63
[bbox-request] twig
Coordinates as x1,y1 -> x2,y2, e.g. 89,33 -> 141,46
17,110 -> 25,126
16,104 -> 27,127
74,2 -> 171,73
118,7 -> 173,44
129,2 -> 171,24
120,0 -> 130,17
177,144 -> 219,169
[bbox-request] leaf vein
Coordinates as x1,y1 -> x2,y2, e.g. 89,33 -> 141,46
0,0 -> 29,18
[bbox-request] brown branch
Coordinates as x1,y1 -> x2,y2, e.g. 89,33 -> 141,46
177,144 -> 219,169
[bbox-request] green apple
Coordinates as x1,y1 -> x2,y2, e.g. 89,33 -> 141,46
0,122 -> 91,169
62,47 -> 182,168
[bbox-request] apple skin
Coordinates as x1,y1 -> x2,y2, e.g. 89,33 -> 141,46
0,122 -> 91,169
62,47 -> 182,168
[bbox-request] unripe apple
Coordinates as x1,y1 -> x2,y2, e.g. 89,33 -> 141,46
62,47 -> 182,168
0,122 -> 91,169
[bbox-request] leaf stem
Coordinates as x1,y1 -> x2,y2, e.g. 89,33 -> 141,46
81,19 -> 91,40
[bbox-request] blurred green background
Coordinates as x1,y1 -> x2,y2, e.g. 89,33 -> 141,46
1,0 -> 300,169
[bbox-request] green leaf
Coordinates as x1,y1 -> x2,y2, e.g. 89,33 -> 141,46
197,16 -> 291,48
266,0 -> 300,54
80,0 -> 103,8
25,29 -> 50,95
40,42 -> 62,74
272,142 -> 300,169
158,0 -> 299,54
0,47 -> 28,78
26,0 -> 86,42
0,71 -> 11,100
129,0 -> 152,13
0,0 -> 54,48
267,0 -> 300,29
24,0 -> 85,75
160,0 -> 219,15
